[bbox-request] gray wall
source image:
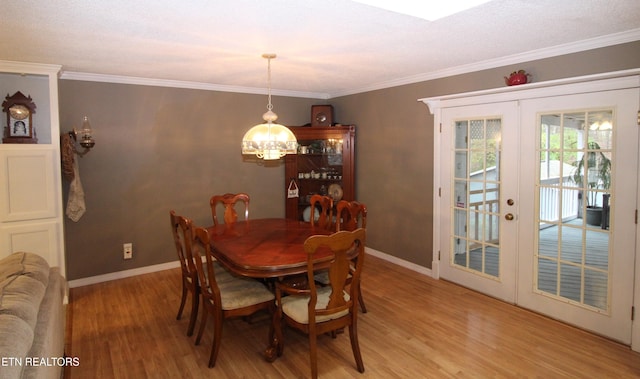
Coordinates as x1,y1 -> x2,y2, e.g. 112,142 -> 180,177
59,83 -> 317,279
60,41 -> 640,280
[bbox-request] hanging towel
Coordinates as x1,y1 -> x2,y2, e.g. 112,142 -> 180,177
60,133 -> 75,181
66,157 -> 86,222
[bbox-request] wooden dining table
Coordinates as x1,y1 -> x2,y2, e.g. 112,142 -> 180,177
206,217 -> 334,279
206,217 -> 333,361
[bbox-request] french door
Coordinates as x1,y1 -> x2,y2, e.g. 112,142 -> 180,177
437,86 -> 639,344
516,89 -> 638,344
439,101 -> 519,303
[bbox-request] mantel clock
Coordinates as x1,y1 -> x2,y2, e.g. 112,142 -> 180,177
2,91 -> 37,144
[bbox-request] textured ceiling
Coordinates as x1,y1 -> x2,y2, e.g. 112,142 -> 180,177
1,0 -> 639,98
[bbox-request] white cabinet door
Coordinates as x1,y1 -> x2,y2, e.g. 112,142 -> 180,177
0,147 -> 58,222
0,219 -> 61,264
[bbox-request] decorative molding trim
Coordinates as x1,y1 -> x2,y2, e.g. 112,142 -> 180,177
59,71 -> 330,99
419,68 -> 640,113
67,247 -> 433,288
0,60 -> 61,76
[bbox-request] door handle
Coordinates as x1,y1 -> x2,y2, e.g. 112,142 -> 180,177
505,213 -> 514,221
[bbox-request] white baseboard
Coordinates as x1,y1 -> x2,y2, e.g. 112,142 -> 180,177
68,261 -> 181,288
68,248 -> 433,288
365,247 -> 433,278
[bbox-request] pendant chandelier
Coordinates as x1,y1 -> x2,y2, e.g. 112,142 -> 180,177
241,54 -> 297,160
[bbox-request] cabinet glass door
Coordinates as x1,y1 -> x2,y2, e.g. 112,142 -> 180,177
295,138 -> 344,221
285,125 -> 355,222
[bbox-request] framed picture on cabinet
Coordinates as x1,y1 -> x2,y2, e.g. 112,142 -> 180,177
3,91 -> 37,143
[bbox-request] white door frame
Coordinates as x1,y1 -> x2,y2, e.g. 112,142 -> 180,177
420,68 -> 640,351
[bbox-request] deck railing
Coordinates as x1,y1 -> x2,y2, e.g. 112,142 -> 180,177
539,176 -> 579,223
465,175 -> 577,246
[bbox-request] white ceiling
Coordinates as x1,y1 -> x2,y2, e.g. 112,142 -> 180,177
1,0 -> 639,99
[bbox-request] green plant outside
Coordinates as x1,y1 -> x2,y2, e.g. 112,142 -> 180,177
571,141 -> 611,207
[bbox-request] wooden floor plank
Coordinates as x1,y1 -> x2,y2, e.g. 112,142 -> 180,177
65,255 -> 640,378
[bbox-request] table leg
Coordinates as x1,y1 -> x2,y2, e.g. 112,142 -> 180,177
264,303 -> 283,362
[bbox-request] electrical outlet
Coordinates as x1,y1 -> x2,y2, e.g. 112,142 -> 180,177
123,243 -> 133,259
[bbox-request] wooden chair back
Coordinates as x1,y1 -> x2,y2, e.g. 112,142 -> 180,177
189,225 -> 222,306
210,193 -> 250,226
304,228 -> 366,315
335,200 -> 367,231
170,210 -> 200,335
275,228 -> 366,378
309,194 -> 333,230
333,200 -> 368,312
170,210 -> 195,276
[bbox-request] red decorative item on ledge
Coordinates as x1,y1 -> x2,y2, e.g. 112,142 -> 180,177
504,70 -> 531,86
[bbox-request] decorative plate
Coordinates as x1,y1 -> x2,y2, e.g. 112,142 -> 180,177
328,183 -> 343,201
302,206 -> 321,222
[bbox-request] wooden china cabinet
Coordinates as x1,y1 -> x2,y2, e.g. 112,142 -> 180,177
284,125 -> 356,221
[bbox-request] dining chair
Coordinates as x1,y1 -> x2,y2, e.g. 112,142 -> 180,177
274,228 -> 366,379
309,194 -> 333,230
169,210 -> 200,336
316,200 -> 368,313
335,200 -> 367,232
210,193 -> 250,226
188,222 -> 275,368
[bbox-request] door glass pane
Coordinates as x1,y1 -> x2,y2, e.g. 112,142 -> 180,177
536,109 -> 613,312
455,152 -> 468,179
538,257 -> 558,293
451,118 -> 501,279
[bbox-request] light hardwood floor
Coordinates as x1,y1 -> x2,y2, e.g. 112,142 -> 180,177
64,255 -> 640,378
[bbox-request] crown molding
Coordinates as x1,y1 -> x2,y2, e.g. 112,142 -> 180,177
0,60 -> 61,76
419,68 -> 640,114
59,71 -> 330,99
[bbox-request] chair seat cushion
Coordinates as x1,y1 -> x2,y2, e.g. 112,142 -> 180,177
281,286 -> 350,324
313,270 -> 352,285
194,261 -> 236,284
313,271 -> 330,285
218,276 -> 274,311
211,261 -> 237,284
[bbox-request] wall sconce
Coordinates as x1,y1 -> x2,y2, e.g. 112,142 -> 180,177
68,116 -> 95,157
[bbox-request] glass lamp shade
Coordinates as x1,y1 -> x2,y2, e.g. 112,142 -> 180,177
79,116 -> 95,148
242,122 -> 298,160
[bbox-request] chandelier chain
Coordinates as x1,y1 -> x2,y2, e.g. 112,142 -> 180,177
241,53 -> 297,160
266,57 -> 273,112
